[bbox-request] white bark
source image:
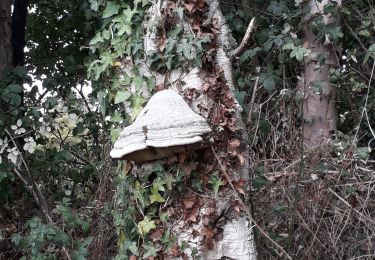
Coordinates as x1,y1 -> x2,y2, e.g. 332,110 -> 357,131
204,218 -> 256,260
119,1 -> 257,258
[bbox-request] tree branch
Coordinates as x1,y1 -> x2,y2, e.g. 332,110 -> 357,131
229,18 -> 256,59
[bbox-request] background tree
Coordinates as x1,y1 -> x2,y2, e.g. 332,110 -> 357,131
0,0 -> 12,72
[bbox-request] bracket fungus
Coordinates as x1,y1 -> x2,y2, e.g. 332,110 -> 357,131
110,89 -> 212,162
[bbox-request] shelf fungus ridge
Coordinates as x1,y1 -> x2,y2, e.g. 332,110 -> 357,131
110,89 -> 212,162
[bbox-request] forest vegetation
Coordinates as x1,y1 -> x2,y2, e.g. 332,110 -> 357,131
0,0 -> 375,259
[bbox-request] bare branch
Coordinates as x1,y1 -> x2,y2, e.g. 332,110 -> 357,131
229,18 -> 256,59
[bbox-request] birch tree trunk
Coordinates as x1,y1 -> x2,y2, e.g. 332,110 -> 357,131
301,0 -> 341,147
119,0 -> 257,258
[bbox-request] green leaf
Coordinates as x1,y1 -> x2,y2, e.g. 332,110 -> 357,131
149,192 -> 165,203
137,217 -> 156,236
9,93 -> 22,106
209,175 -> 224,195
110,127 -> 121,143
128,241 -> 139,256
13,66 -> 28,79
114,91 -> 131,104
53,232 -> 71,246
82,221 -> 90,233
7,84 -> 23,93
102,1 -> 120,18
363,44 -> 375,64
290,47 -> 310,61
252,176 -> 269,188
355,147 -> 371,160
143,243 -> 158,258
133,77 -> 143,91
89,0 -> 100,11
239,47 -> 261,63
262,77 -> 276,91
259,120 -> 271,133
234,91 -> 246,106
267,1 -> 289,16
130,95 -> 144,121
89,33 -> 104,45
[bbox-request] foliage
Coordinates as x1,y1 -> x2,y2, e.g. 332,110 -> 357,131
1,0 -> 375,259
11,200 -> 92,259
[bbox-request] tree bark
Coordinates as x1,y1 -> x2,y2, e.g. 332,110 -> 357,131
120,0 -> 257,258
301,0 -> 340,147
0,0 -> 12,72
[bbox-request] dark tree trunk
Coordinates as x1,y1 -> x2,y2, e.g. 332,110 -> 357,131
0,0 -> 13,72
12,0 -> 28,67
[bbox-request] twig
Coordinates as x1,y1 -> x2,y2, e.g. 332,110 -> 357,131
328,187 -> 375,226
247,76 -> 259,131
229,18 -> 256,59
340,14 -> 368,53
211,145 -> 293,260
354,61 -> 375,142
220,1 -> 279,19
12,168 -> 41,206
4,129 -> 72,260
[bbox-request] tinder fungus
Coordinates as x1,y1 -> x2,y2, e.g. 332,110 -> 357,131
110,89 -> 211,162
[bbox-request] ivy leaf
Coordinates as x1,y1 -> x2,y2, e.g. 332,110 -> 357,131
149,192 -> 165,203
114,91 -> 131,104
133,77 -> 143,91
102,1 -> 120,18
177,43 -> 194,60
137,217 -> 156,236
143,243 -> 158,258
209,175 -> 224,195
130,94 -> 144,121
128,242 -> 139,256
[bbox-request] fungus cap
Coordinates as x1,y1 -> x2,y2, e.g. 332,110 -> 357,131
110,89 -> 211,162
